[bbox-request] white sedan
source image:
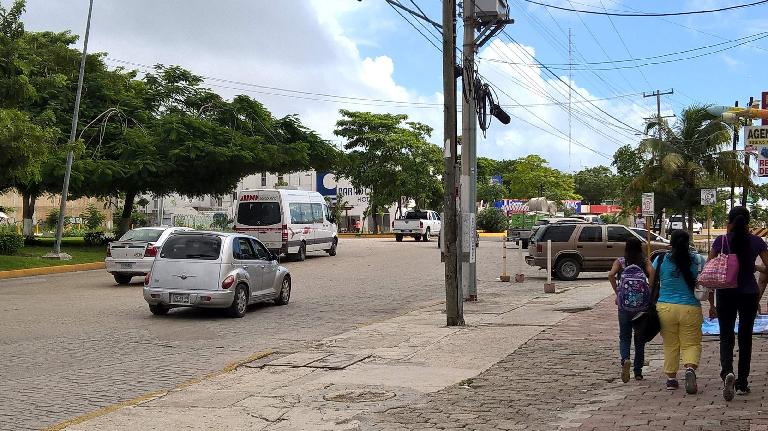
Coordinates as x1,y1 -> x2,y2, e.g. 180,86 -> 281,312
105,227 -> 191,284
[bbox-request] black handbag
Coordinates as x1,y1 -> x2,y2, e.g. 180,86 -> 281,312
632,253 -> 664,344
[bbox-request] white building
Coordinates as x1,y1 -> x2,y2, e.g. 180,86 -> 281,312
143,171 -> 404,233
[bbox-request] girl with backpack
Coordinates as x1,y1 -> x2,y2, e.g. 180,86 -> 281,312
608,237 -> 653,383
707,206 -> 768,401
650,230 -> 706,394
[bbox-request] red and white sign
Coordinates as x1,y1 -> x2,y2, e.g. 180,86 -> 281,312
746,126 -> 768,177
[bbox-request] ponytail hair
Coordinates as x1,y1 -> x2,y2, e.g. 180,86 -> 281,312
670,230 -> 695,291
728,206 -> 751,267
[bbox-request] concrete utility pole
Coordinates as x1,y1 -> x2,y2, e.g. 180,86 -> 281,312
48,0 -> 94,259
443,0 -> 463,326
731,100 -> 739,209
461,0 -> 478,302
643,89 -> 673,234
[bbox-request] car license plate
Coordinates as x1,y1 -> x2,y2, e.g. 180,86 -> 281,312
402,230 -> 411,233
119,263 -> 133,269
170,293 -> 190,304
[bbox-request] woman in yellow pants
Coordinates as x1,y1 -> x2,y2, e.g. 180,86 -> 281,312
650,230 -> 705,393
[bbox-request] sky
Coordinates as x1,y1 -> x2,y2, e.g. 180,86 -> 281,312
14,0 -> 768,173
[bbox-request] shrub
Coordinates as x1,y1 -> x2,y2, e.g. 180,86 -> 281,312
83,231 -> 105,246
80,204 -> 106,231
45,208 -> 61,231
477,207 -> 509,233
0,227 -> 24,255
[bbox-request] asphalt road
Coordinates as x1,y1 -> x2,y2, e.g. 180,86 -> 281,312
0,237 -> 482,431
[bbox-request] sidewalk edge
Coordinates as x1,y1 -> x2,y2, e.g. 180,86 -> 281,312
41,349 -> 273,431
0,262 -> 106,280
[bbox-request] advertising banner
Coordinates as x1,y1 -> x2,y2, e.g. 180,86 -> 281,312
746,126 -> 768,177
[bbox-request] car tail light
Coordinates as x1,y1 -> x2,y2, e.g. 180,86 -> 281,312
391,221 -> 394,228
282,224 -> 288,242
222,275 -> 235,289
420,221 -> 424,229
536,244 -> 543,254
107,246 -> 112,257
144,244 -> 158,257
144,273 -> 151,286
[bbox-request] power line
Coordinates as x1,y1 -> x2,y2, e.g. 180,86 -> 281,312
522,0 -> 768,17
597,0 -> 652,89
386,0 -> 442,52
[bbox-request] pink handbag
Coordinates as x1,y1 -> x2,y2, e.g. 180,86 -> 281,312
698,235 -> 739,289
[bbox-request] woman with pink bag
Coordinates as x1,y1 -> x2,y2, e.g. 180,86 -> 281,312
707,206 -> 768,401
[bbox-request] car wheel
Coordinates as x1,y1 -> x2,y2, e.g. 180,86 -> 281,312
274,276 -> 291,306
113,274 -> 133,285
326,238 -> 337,256
414,234 -> 422,241
149,304 -> 169,316
555,257 -> 581,281
423,228 -> 431,242
396,234 -> 403,242
227,284 -> 248,318
294,242 -> 306,262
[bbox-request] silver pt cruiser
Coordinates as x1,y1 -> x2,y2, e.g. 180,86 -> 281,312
143,231 -> 291,317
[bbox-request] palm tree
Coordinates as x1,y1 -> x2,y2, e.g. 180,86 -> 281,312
631,105 -> 750,233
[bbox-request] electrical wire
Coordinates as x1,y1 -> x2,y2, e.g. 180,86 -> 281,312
522,0 -> 768,17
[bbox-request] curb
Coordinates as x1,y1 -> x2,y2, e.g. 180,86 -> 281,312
41,349 -> 273,431
0,262 -> 105,280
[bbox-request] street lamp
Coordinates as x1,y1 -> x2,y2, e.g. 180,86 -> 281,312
46,0 -> 95,259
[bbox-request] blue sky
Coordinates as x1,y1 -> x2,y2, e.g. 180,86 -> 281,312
17,0 -> 768,173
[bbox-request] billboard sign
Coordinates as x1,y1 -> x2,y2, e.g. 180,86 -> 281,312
745,126 -> 768,177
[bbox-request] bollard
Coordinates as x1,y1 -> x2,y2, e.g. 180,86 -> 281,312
500,237 -> 510,282
544,239 -> 555,293
515,237 -> 525,283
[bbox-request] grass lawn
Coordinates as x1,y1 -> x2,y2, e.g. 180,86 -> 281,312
0,237 -> 106,272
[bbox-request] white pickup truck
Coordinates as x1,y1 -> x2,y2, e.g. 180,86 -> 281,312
392,210 -> 441,242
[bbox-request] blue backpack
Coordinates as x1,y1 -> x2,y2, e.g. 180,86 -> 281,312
617,258 -> 651,313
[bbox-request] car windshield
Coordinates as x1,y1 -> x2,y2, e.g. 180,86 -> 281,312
405,211 -> 428,220
160,235 -> 222,260
119,229 -> 164,242
670,216 -> 684,222
237,202 -> 281,226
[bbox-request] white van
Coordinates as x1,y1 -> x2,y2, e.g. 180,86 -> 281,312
234,188 -> 338,261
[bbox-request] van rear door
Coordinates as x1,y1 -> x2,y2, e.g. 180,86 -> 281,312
235,191 -> 283,251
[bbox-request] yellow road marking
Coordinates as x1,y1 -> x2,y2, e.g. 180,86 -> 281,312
41,349 -> 273,431
0,262 -> 105,280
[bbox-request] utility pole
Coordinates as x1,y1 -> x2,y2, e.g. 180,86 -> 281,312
741,97 -> 754,208
568,28 -> 573,172
643,89 -> 673,234
443,0 -> 463,326
47,0 -> 94,260
461,0 -> 477,302
731,100 -> 739,209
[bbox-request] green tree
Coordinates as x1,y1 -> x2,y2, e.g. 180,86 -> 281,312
631,106 -> 746,232
504,155 -> 578,201
573,165 -> 616,204
0,109 -> 56,193
334,110 -> 443,233
476,207 -> 508,233
612,144 -> 647,215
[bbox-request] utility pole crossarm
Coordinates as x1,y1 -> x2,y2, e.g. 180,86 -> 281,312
386,0 -> 443,30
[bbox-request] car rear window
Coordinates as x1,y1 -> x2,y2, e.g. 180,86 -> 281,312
161,235 -> 222,260
578,226 -> 602,242
405,211 -> 428,220
119,229 -> 163,242
537,225 -> 576,242
237,202 -> 281,226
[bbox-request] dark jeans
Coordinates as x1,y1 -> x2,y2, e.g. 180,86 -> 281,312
717,290 -> 760,385
619,310 -> 645,374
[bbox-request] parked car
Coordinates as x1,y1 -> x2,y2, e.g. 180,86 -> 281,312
106,226 -> 191,285
524,217 -> 588,249
143,232 -> 291,317
525,223 -> 669,280
666,215 -> 702,235
392,209 -> 441,242
631,227 -> 670,244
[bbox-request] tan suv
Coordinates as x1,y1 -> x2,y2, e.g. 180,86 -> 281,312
525,223 -> 670,280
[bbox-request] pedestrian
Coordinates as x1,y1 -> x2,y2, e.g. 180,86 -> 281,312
650,230 -> 706,394
608,237 -> 653,383
707,206 -> 768,401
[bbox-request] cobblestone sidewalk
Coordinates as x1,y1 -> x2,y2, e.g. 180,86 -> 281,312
367,298 -> 768,431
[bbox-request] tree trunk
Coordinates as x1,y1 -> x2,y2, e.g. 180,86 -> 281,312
21,194 -> 36,238
687,208 -> 694,234
372,204 -> 379,234
118,191 -> 136,237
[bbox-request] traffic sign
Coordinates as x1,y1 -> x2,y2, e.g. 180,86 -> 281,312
701,189 -> 716,206
642,193 -> 654,217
